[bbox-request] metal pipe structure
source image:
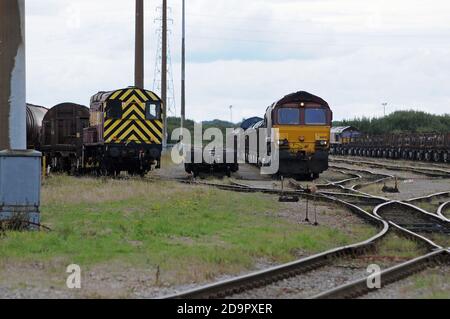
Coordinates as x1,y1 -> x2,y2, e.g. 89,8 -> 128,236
135,0 -> 144,89
161,0 -> 168,146
0,0 -> 27,151
181,0 -> 186,130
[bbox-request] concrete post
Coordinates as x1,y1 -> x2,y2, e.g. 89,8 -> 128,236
0,0 -> 27,151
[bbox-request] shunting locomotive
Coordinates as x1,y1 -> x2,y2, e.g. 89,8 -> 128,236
83,87 -> 164,176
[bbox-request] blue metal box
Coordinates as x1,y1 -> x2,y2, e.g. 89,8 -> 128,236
0,150 -> 42,228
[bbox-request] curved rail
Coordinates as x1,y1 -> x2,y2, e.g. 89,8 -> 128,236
373,201 -> 450,249
437,201 -> 450,222
309,200 -> 450,299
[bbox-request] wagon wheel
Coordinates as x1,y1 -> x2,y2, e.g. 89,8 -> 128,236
226,166 -> 232,178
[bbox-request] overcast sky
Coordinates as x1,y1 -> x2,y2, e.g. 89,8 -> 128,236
26,0 -> 450,122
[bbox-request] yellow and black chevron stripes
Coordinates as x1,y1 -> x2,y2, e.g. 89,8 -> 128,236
103,88 -> 163,145
104,119 -> 163,144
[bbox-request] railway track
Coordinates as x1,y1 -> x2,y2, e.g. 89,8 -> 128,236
374,201 -> 450,247
165,196 -> 389,299
312,200 -> 450,299
330,157 -> 450,178
162,173 -> 449,299
406,191 -> 450,220
165,193 -> 449,299
312,248 -> 449,299
144,166 -> 450,299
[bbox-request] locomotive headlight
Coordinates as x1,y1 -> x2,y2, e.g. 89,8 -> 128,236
319,140 -> 328,146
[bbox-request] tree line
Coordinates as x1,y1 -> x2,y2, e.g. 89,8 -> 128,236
333,110 -> 450,134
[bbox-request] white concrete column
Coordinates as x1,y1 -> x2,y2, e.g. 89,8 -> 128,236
0,0 -> 27,151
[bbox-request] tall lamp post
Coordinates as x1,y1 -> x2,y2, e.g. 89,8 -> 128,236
181,0 -> 186,131
382,102 -> 388,117
229,105 -> 233,123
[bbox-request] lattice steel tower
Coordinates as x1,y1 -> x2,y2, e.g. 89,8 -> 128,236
153,5 -> 177,118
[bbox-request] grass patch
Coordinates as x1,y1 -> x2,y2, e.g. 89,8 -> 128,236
411,268 -> 450,299
1,175 -> 376,286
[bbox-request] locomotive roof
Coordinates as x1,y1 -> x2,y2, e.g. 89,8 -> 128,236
90,87 -> 162,104
274,91 -> 330,108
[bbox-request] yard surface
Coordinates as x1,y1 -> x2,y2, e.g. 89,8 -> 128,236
0,175 -> 377,298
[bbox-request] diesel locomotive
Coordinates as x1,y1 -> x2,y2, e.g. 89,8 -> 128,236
244,91 -> 333,179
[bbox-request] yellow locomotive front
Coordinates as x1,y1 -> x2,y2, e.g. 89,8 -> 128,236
267,91 -> 332,179
83,87 -> 164,176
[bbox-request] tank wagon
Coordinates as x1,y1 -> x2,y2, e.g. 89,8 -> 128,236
26,104 -> 48,150
333,133 -> 450,163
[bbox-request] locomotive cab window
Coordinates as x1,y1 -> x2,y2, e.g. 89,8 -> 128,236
145,101 -> 162,120
106,100 -> 123,119
305,108 -> 327,125
278,108 -> 300,125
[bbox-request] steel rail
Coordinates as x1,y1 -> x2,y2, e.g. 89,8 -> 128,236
436,201 -> 450,221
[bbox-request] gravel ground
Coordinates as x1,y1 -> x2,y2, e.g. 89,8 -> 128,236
362,265 -> 450,299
